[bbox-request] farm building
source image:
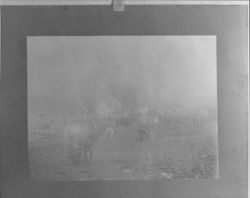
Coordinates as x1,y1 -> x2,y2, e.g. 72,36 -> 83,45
95,95 -> 122,118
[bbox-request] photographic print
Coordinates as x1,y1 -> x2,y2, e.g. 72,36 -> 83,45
28,36 -> 218,180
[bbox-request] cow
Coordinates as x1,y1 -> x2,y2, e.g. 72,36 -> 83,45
77,121 -> 103,165
63,120 -> 103,166
137,124 -> 150,140
63,124 -> 82,158
113,116 -> 137,130
137,116 -> 151,140
104,126 -> 114,141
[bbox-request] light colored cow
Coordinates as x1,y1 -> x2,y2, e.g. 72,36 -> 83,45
77,122 -> 102,165
63,124 -> 85,158
104,126 -> 114,141
63,122 -> 103,165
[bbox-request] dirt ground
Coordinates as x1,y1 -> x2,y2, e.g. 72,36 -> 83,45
28,121 -> 218,180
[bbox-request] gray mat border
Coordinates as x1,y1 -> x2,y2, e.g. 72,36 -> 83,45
1,5 -> 248,198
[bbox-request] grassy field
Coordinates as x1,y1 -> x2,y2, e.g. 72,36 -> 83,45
28,120 -> 218,180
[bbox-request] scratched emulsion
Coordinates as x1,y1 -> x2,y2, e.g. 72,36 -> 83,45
27,36 -> 218,180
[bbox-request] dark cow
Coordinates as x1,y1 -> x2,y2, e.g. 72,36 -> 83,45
137,116 -> 151,140
137,124 -> 150,140
113,116 -> 137,130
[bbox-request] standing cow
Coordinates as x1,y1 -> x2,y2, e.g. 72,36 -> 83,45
137,116 -> 151,140
63,124 -> 82,162
77,121 -> 102,165
112,116 -> 137,132
104,126 -> 114,142
63,120 -> 103,165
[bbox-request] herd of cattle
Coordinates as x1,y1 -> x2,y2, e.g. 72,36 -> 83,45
63,114 -> 157,165
62,107 -> 214,166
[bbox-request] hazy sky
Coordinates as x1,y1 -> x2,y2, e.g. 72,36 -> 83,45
28,36 -> 217,113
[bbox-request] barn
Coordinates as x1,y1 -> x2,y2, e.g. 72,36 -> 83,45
95,95 -> 122,118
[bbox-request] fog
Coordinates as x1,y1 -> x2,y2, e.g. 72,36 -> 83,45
27,36 -> 217,115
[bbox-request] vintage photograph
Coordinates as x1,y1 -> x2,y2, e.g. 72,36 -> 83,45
28,36 -> 218,180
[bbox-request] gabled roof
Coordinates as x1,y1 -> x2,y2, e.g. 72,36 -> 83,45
98,94 -> 122,109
